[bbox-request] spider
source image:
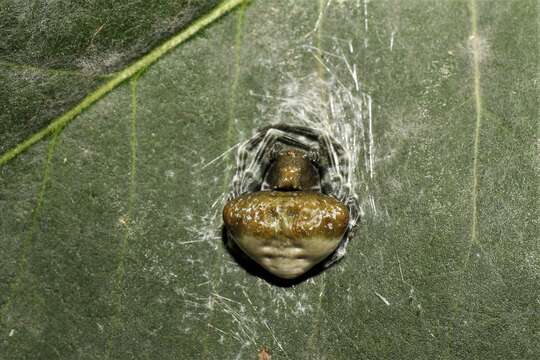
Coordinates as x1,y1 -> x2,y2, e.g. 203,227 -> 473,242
223,124 -> 359,280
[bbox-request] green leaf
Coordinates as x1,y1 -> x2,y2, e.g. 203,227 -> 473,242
0,0 -> 222,154
1,0 -> 538,359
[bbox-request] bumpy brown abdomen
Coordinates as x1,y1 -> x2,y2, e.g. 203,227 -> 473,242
223,191 -> 349,279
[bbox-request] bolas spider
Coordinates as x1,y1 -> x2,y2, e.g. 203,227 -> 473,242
223,124 -> 359,280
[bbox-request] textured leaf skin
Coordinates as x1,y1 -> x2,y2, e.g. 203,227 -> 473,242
0,0 -> 220,154
1,0 -> 538,359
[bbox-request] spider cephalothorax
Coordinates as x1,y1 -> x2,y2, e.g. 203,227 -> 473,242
262,148 -> 320,192
223,124 -> 359,280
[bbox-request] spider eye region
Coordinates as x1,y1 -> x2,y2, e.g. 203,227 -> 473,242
223,192 -> 349,279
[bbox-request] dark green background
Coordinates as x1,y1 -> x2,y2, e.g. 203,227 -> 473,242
1,0 -> 538,359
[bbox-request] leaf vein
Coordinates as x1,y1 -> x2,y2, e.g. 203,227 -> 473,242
202,3 -> 248,355
462,0 -> 483,272
106,75 -> 139,358
0,131 -> 60,324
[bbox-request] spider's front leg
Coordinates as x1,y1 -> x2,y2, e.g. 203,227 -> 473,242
230,134 -> 264,199
318,132 -> 352,201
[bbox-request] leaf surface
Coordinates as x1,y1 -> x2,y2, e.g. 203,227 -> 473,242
0,0 -> 221,153
1,0 -> 538,359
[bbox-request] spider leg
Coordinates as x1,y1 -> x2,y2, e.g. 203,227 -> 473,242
230,132 -> 266,198
316,131 -> 361,267
256,126 -> 322,153
237,135 -> 263,172
265,124 -> 321,141
318,132 -> 350,200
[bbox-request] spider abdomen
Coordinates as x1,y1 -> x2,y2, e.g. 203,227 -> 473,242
223,191 -> 349,279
